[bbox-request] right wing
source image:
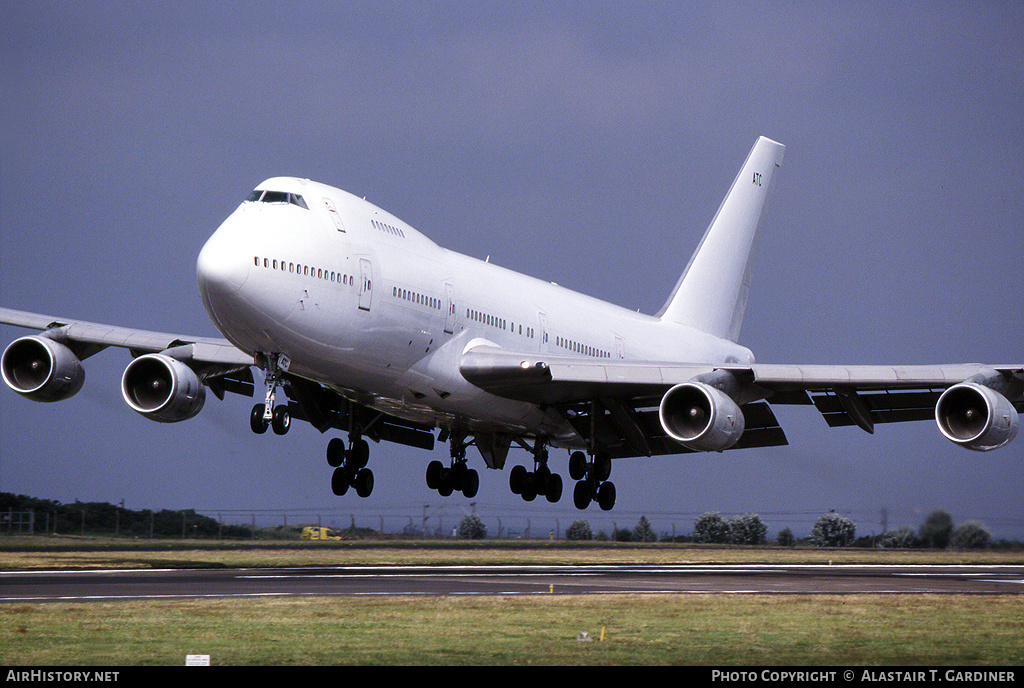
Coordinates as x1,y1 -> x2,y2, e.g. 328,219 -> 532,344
460,345 -> 1024,457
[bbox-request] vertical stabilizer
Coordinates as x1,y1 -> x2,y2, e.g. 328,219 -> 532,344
657,136 -> 785,342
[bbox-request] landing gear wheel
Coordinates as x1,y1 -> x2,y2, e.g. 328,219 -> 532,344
544,473 -> 562,503
509,465 -> 527,494
349,438 -> 370,469
331,467 -> 350,496
597,481 -> 616,511
568,451 -> 587,481
425,460 -> 443,489
462,469 -> 479,499
250,404 -> 269,434
271,405 -> 291,435
593,451 -> 612,482
573,480 -> 591,509
354,468 -> 374,498
327,438 -> 345,468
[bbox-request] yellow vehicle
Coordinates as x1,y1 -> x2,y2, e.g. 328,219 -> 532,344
301,526 -> 342,540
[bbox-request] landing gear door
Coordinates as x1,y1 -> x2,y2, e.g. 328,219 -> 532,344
358,258 -> 373,312
443,283 -> 456,334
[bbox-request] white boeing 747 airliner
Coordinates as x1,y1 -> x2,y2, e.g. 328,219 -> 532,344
3,137 -> 1021,510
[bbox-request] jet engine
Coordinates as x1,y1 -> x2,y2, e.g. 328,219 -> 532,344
658,381 -> 745,452
1,335 -> 85,402
936,382 -> 1019,452
122,353 -> 206,423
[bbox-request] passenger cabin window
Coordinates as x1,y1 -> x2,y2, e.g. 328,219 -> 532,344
246,189 -> 309,209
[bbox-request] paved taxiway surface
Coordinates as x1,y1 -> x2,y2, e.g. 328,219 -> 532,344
2,564 -> 1023,602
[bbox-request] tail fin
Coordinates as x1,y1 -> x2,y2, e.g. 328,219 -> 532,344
656,136 -> 785,342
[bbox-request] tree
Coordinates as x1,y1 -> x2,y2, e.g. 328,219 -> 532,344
919,510 -> 953,549
457,513 -> 486,539
811,512 -> 855,547
950,521 -> 991,550
633,516 -> 657,543
693,512 -> 730,544
565,519 -> 592,541
728,514 -> 767,545
777,527 -> 794,547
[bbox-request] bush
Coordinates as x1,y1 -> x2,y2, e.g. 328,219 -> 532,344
919,510 -> 953,549
693,513 -> 730,544
728,513 -> 767,545
950,521 -> 991,550
565,519 -> 592,541
632,516 -> 657,543
877,526 -> 919,549
457,513 -> 486,539
777,527 -> 794,547
811,512 -> 855,547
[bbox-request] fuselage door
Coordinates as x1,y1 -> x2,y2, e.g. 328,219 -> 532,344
323,198 -> 346,232
358,258 -> 373,311
443,283 -> 456,334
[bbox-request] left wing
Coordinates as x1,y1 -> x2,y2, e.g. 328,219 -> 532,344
1,307 -> 254,418
460,345 -> 1024,456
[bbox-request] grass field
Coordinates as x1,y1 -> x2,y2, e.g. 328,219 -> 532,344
1,537 -> 1022,666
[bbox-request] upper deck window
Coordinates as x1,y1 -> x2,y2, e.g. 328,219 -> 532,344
246,189 -> 309,209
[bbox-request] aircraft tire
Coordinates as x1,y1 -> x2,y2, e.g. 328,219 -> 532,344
597,481 -> 616,511
350,438 -> 370,468
331,467 -> 349,496
250,404 -> 269,434
327,438 -> 345,467
272,406 -> 290,435
355,468 -> 374,498
573,480 -> 591,509
425,460 -> 443,489
544,473 -> 562,503
509,465 -> 527,494
568,451 -> 587,481
462,469 -> 479,499
593,452 -> 612,482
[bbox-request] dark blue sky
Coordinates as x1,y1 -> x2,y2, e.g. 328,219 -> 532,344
2,2 -> 1021,538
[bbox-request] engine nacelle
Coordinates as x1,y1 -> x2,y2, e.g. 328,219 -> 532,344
1,336 -> 85,402
122,353 -> 206,423
659,381 -> 745,452
936,382 -> 1019,451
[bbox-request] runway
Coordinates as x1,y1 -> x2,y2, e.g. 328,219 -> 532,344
2,564 -> 1023,602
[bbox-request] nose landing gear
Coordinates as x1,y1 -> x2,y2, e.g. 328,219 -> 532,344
250,353 -> 291,435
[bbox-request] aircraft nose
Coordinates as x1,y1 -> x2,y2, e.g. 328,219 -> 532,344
196,225 -> 250,311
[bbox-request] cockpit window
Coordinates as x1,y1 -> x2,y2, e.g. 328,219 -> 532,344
245,189 -> 309,209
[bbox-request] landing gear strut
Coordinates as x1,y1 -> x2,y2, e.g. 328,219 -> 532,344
569,450 -> 616,511
509,443 -> 563,503
425,433 -> 479,498
326,435 -> 374,498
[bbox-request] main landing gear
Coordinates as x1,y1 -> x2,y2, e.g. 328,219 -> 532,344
425,434 -> 479,498
509,443 -> 563,504
569,450 -> 616,511
326,435 -> 374,498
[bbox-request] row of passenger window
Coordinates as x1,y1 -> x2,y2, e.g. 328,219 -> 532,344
393,286 -> 442,311
253,256 -> 355,286
467,308 -> 535,339
556,335 -> 610,358
372,219 -> 406,238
